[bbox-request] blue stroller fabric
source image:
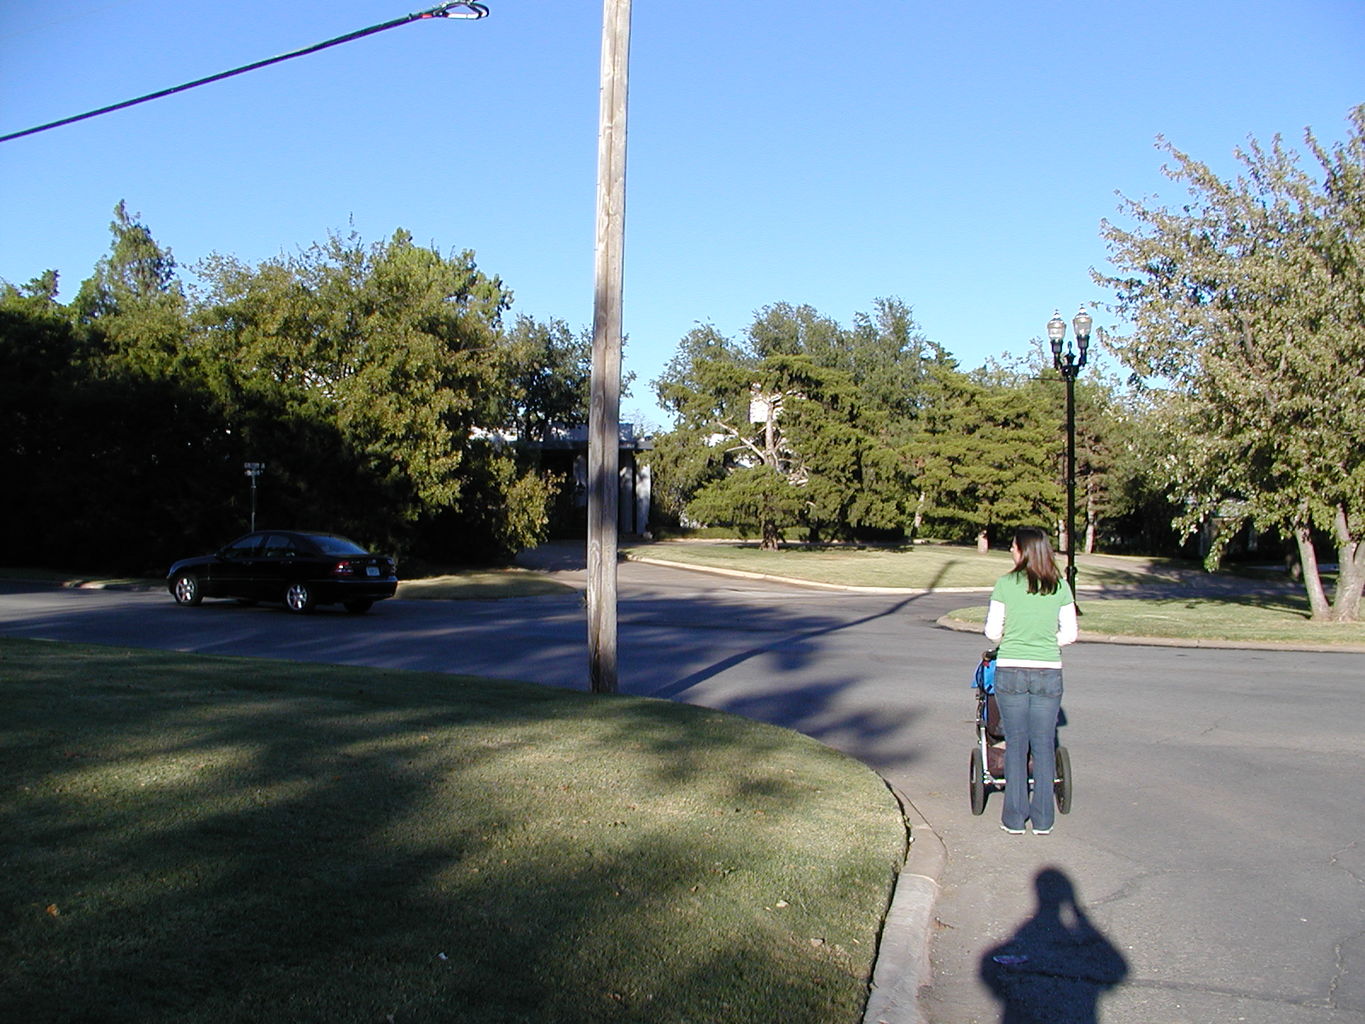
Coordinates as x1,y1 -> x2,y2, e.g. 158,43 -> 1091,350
974,652 -> 996,693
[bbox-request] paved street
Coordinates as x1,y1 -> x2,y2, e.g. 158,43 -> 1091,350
1,556 -> 1362,1023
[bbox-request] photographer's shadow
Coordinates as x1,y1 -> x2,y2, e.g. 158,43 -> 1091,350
980,867 -> 1128,1024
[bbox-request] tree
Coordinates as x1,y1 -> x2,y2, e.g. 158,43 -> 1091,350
2,211 -> 589,570
1096,106 -> 1365,620
194,229 -> 559,558
73,201 -> 189,375
653,321 -> 820,549
648,325 -> 744,528
908,362 -> 1059,551
0,273 -> 82,563
0,210 -> 242,572
499,314 -> 592,442
653,307 -> 899,549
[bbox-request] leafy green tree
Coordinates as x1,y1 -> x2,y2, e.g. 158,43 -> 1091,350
0,209 -> 243,572
73,201 -> 189,375
652,321 -> 835,548
653,323 -> 816,548
3,210 -> 592,570
909,362 -> 1059,551
1096,106 -> 1365,620
1096,390 -> 1196,555
653,302 -> 940,548
685,465 -> 806,550
843,297 -> 950,418
648,325 -> 743,528
0,273 -> 81,564
192,229 -> 575,560
194,229 -> 535,555
498,314 -> 592,441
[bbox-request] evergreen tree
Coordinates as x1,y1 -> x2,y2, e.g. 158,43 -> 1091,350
908,362 -> 1059,551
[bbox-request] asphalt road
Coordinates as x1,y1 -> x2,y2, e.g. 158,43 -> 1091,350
1,557 -> 1362,1023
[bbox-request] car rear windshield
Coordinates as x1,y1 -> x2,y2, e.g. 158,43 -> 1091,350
309,535 -> 370,556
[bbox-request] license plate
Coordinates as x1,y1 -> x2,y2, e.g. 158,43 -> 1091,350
366,566 -> 380,577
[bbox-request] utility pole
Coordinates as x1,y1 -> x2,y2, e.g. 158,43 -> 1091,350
587,0 -> 630,693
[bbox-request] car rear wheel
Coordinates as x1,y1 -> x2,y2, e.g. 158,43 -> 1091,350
172,573 -> 202,606
284,581 -> 316,614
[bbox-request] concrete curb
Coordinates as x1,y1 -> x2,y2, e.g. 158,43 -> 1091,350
863,784 -> 946,1024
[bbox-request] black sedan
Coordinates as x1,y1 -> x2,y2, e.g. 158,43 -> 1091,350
167,531 -> 398,614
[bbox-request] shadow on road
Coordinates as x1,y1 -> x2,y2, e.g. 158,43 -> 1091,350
979,867 -> 1128,1024
644,594 -> 926,699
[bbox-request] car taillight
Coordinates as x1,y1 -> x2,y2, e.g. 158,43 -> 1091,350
332,560 -> 356,576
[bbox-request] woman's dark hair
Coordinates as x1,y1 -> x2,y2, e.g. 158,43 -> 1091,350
1013,526 -> 1062,595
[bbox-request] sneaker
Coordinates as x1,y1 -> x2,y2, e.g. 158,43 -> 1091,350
1000,824 -> 1025,834
1033,827 -> 1053,835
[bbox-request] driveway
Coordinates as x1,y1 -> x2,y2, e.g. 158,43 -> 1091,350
1,554 -> 1362,1023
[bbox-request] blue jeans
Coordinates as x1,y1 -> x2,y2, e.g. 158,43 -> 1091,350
993,667 -> 1063,831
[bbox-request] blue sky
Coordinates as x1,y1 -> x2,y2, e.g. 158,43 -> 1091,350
2,0 -> 1361,428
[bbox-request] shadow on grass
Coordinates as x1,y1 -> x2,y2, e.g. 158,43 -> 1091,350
1,640 -> 903,1024
0,570 -> 937,783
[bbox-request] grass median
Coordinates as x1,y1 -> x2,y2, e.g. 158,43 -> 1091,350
620,539 -> 1192,590
619,541 -> 1365,648
943,595 -> 1365,646
1,638 -> 905,1024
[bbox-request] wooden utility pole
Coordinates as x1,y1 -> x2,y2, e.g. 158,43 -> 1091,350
587,0 -> 630,693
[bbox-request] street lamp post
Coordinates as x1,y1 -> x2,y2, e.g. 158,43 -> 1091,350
1047,308 -> 1090,604
244,462 -> 265,531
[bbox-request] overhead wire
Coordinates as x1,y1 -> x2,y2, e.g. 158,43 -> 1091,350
0,2 -> 490,144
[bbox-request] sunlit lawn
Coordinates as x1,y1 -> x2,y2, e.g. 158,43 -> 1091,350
945,594 -> 1365,646
620,540 -> 1196,590
620,541 -> 1365,647
396,567 -> 578,600
1,639 -> 904,1024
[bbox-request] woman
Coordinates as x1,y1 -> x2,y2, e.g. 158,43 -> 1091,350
984,526 -> 1078,835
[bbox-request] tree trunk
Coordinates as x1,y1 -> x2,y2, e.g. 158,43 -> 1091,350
910,490 -> 925,542
976,529 -> 989,554
1330,504 -> 1364,622
1295,524 -> 1333,621
761,516 -> 780,552
1085,479 -> 1097,554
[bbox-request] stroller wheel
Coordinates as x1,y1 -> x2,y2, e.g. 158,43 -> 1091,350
1054,745 -> 1073,814
969,747 -> 987,815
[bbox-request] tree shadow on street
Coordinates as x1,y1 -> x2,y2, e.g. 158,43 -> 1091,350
979,867 -> 1128,1024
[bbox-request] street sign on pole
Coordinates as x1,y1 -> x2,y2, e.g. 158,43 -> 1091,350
244,462 -> 265,531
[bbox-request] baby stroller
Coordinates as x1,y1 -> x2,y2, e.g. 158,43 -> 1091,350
969,649 -> 1072,816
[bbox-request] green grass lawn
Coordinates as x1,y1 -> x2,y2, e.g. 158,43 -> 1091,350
945,595 -> 1365,646
619,541 -> 1365,647
622,540 -> 1199,590
396,567 -> 578,600
0,639 -> 905,1024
